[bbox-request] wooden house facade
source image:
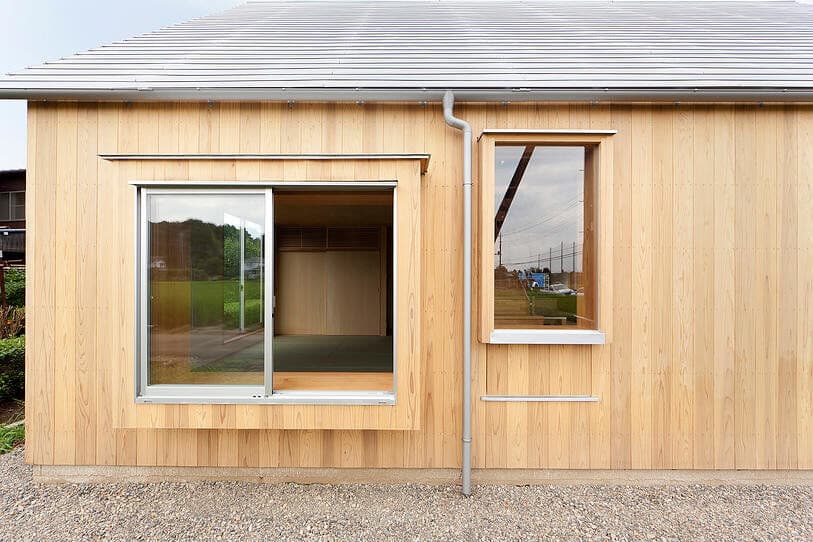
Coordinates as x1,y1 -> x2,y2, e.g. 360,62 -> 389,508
2,1 -> 813,486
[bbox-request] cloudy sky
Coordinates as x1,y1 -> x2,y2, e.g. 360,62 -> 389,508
495,146 -> 585,273
150,193 -> 265,236
0,0 -> 239,170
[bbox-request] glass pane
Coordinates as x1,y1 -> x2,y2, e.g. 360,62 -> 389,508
147,193 -> 265,385
494,145 -> 595,329
0,194 -> 9,221
273,190 -> 394,392
11,193 -> 24,221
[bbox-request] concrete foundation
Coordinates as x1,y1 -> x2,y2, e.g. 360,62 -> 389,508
32,465 -> 813,486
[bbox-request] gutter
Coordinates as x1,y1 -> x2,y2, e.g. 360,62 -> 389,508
442,90 -> 473,497
3,87 -> 813,103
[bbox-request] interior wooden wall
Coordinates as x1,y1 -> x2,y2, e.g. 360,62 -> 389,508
25,101 -> 813,470
276,250 -> 384,335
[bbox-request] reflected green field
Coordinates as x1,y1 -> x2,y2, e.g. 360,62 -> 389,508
151,279 -> 264,329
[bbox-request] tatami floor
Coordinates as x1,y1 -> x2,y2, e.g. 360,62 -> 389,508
150,333 -> 394,390
192,334 -> 393,372
273,335 -> 393,372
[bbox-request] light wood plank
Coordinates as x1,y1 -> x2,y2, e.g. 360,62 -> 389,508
712,105 -> 737,469
671,107 -> 694,468
734,107 -> 758,468
651,105 -> 674,468
776,106 -> 799,469
630,106 -> 654,469
75,104 -> 99,465
797,108 -> 813,468
692,107 -> 716,469
53,103 -> 78,464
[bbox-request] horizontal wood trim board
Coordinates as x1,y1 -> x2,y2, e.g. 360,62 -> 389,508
100,153 -> 431,173
130,181 -> 399,188
478,128 -> 619,140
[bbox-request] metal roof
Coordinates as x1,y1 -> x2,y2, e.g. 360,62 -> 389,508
2,0 -> 813,101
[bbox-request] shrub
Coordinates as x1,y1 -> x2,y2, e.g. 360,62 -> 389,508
0,336 -> 24,401
223,299 -> 263,329
4,268 -> 24,308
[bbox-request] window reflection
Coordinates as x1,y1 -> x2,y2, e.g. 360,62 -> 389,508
148,194 -> 265,385
494,145 -> 595,329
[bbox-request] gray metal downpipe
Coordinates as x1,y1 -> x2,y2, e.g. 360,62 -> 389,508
442,90 -> 473,497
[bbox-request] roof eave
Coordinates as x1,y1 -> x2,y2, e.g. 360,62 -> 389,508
2,87 -> 813,103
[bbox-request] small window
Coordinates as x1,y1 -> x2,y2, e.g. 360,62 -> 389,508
10,192 -> 24,221
0,192 -> 23,222
494,144 -> 596,329
480,131 -> 614,344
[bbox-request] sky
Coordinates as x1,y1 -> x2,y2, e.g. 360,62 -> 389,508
150,193 -> 265,235
0,0 -> 240,170
495,146 -> 585,273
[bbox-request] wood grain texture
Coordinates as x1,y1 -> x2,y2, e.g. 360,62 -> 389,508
276,250 -> 384,336
25,101 -> 813,470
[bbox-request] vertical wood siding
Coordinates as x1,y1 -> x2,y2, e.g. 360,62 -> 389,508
26,101 -> 813,469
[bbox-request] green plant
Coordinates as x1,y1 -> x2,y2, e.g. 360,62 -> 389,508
0,336 -> 25,401
0,423 -> 24,453
4,268 -> 24,308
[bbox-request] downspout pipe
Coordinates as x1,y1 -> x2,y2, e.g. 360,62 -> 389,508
442,90 -> 473,497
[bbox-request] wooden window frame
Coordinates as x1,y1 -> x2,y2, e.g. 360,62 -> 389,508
478,131 -> 615,345
102,156 -> 420,431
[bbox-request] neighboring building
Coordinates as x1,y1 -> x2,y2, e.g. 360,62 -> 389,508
1,1 -> 812,491
0,169 -> 25,263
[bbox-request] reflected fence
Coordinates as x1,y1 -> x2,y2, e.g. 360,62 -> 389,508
496,240 -> 585,292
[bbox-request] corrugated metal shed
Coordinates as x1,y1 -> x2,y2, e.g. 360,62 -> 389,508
2,0 -> 813,101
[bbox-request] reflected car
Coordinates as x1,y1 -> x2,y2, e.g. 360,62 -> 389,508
550,283 -> 576,295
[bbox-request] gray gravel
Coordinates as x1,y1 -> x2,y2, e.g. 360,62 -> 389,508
1,447 -> 813,541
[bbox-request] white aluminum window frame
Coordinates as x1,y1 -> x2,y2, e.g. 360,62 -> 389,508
133,181 -> 398,405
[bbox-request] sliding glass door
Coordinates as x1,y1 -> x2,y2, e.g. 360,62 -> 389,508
137,185 -> 395,403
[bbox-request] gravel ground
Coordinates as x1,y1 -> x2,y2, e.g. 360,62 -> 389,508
1,447 -> 813,541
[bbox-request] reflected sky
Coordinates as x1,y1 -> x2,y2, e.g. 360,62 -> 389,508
149,194 -> 265,238
495,146 -> 584,272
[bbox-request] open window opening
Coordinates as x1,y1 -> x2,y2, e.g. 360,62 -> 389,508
272,190 -> 394,392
